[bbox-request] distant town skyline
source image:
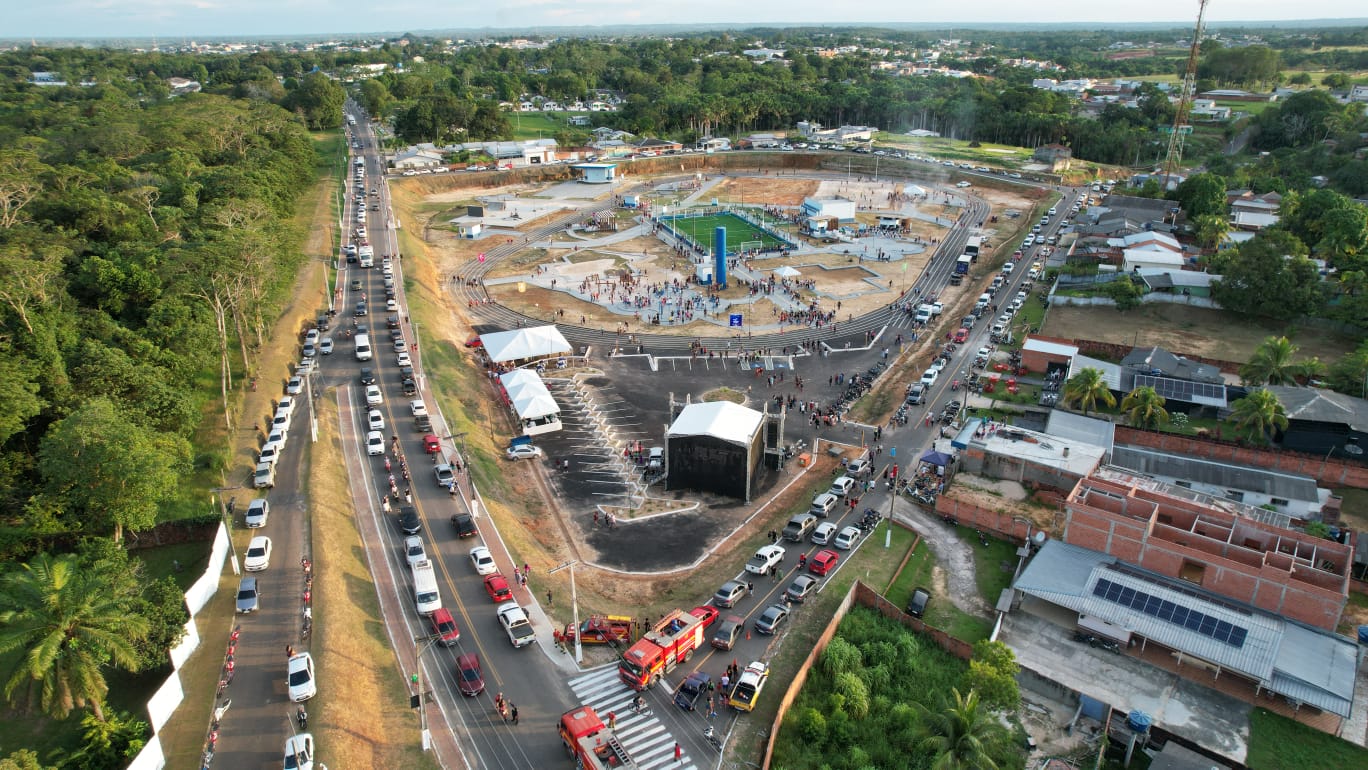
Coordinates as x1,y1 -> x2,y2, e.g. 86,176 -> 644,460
8,1 -> 1366,40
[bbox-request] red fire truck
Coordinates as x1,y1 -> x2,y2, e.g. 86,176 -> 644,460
617,609 -> 705,690
558,706 -> 637,769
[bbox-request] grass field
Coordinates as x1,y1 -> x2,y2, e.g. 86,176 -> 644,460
508,111 -> 591,141
661,211 -> 789,251
1247,707 -> 1368,769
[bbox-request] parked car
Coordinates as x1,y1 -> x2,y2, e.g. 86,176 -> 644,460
728,662 -> 769,711
506,444 -> 544,460
244,536 -> 272,571
484,574 -> 513,603
834,526 -> 862,550
456,653 -> 485,696
286,376 -> 304,395
235,577 -> 260,613
713,579 -> 751,609
811,521 -> 838,545
745,544 -> 786,575
808,549 -> 840,576
244,498 -> 269,528
287,652 -> 317,701
367,408 -> 385,432
496,601 -> 536,648
397,505 -> 422,535
465,546 -> 495,575
846,458 -> 871,477
785,574 -> 820,603
365,384 -> 383,406
907,587 -> 931,618
283,733 -> 313,770
434,463 -> 455,488
674,671 -> 712,711
782,513 -> 818,542
754,604 -> 789,635
828,476 -> 855,497
689,605 -> 719,630
366,430 -> 385,456
711,615 -> 746,650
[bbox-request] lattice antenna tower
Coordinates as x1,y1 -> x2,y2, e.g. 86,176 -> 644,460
1162,0 -> 1211,191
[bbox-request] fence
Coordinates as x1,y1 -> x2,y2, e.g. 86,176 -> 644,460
127,521 -> 233,770
1116,426 -> 1368,489
1048,292 -> 1219,309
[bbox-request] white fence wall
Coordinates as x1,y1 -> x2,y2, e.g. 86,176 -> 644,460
127,520 -> 231,770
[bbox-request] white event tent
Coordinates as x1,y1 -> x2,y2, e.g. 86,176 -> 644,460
499,369 -> 561,436
480,325 -> 572,364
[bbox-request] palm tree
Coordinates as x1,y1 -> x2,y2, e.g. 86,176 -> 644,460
0,554 -> 149,721
1229,389 -> 1290,445
1062,367 -> 1116,416
916,688 -> 1001,770
1121,386 -> 1170,429
1240,336 -> 1300,385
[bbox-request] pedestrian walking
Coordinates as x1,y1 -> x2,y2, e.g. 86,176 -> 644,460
607,711 -> 616,729
546,589 -> 553,606
675,743 -> 683,761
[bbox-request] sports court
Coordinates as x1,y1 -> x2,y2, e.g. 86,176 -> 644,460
657,209 -> 792,253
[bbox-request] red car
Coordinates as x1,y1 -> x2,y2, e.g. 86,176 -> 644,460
484,574 -> 513,602
808,549 -> 840,576
430,607 -> 461,646
423,434 -> 442,454
689,605 -> 719,630
456,653 -> 485,696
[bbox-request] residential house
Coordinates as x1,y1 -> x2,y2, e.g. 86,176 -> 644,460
1348,85 -> 1368,104
1033,143 -> 1073,172
1188,98 -> 1231,121
697,136 -> 731,152
568,115 -> 592,126
632,137 -> 682,155
1227,190 -> 1282,231
1264,386 -> 1368,460
391,146 -> 446,169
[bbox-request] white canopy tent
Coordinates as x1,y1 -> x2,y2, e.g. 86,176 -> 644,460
499,369 -> 561,436
667,401 -> 764,446
480,325 -> 572,364
773,266 -> 801,278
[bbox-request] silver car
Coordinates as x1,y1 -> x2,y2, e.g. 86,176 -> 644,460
236,577 -> 260,613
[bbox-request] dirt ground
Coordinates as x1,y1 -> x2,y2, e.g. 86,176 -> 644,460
710,176 -> 818,206
1042,303 -> 1360,364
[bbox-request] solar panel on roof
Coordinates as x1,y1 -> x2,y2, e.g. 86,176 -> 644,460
1092,578 -> 1248,649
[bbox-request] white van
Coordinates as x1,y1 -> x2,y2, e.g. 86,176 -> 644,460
354,333 -> 372,361
412,560 -> 441,615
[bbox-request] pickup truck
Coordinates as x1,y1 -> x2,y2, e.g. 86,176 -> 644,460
496,601 -> 536,648
745,545 -> 787,575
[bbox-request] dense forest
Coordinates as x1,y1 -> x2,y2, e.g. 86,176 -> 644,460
0,46 -> 333,763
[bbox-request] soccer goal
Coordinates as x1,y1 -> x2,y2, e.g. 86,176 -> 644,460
738,240 -> 765,252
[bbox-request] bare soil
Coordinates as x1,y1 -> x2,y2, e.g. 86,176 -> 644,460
710,176 -> 818,206
1042,304 -> 1359,364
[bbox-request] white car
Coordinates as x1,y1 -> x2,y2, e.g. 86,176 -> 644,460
410,399 -> 427,417
469,546 -> 496,575
286,376 -> 304,395
496,601 -> 536,648
745,544 -> 787,575
366,430 -> 385,456
277,396 -> 296,418
319,338 -> 333,355
244,498 -> 270,528
505,444 -> 544,460
244,535 -> 272,571
287,652 -> 317,702
284,733 -> 314,770
365,384 -> 383,406
258,443 -> 280,467
396,351 -> 412,368
811,521 -> 839,545
404,535 -> 427,567
386,298 -> 398,312
393,337 -> 408,353
367,408 -> 385,432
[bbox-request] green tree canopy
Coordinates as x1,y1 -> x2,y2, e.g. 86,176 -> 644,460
1210,230 -> 1323,319
0,553 -> 150,721
1062,367 -> 1116,416
1230,389 -> 1290,445
1172,172 -> 1228,219
1240,336 -> 1302,385
1121,386 -> 1170,429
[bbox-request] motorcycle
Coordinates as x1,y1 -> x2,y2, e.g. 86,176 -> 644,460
704,725 -> 723,752
297,706 -> 308,730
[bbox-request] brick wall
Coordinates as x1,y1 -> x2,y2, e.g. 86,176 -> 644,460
933,495 -> 1039,541
1116,426 -> 1368,489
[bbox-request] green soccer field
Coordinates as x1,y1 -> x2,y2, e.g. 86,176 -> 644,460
662,212 -> 787,250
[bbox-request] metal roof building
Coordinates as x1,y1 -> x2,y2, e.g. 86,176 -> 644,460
1014,539 -> 1357,718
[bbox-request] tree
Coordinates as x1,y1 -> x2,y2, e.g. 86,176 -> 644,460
964,641 -> 1020,712
0,553 -> 150,721
1062,367 -> 1116,416
282,71 -> 345,130
1210,231 -> 1324,319
1240,336 -> 1303,385
1316,206 -> 1368,273
1121,386 -> 1170,429
915,688 -> 1001,770
0,749 -> 47,770
1322,72 -> 1351,90
61,710 -> 148,770
1172,172 -> 1228,219
1328,340 -> 1368,398
1229,389 -> 1289,445
1288,72 -> 1313,86
1192,214 -> 1231,250
37,398 -> 190,542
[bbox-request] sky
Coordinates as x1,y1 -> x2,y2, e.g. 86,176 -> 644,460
7,1 -> 1365,40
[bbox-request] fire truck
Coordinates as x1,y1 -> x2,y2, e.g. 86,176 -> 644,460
563,615 -> 635,646
618,609 -> 705,690
558,706 -> 637,769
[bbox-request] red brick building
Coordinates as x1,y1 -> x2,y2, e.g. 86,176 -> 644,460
1062,472 -> 1350,631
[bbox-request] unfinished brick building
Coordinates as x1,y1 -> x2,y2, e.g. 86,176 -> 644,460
1062,471 -> 1351,631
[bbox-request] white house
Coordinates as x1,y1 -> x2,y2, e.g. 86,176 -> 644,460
392,147 -> 445,169
1349,85 -> 1368,104
574,163 -> 617,184
1123,248 -> 1185,272
1189,98 -> 1232,120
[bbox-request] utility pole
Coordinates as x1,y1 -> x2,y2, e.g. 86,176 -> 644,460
412,636 -> 440,751
549,560 -> 582,663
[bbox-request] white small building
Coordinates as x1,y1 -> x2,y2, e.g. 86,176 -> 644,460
574,163 -> 617,184
1123,248 -> 1185,272
801,197 -> 857,222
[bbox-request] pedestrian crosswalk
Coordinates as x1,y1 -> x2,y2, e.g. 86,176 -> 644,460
567,665 -> 696,770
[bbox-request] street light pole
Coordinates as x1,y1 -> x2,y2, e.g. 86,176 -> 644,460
549,560 -> 582,663
412,635 -> 441,751
211,486 -> 243,575
1012,516 -> 1034,582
